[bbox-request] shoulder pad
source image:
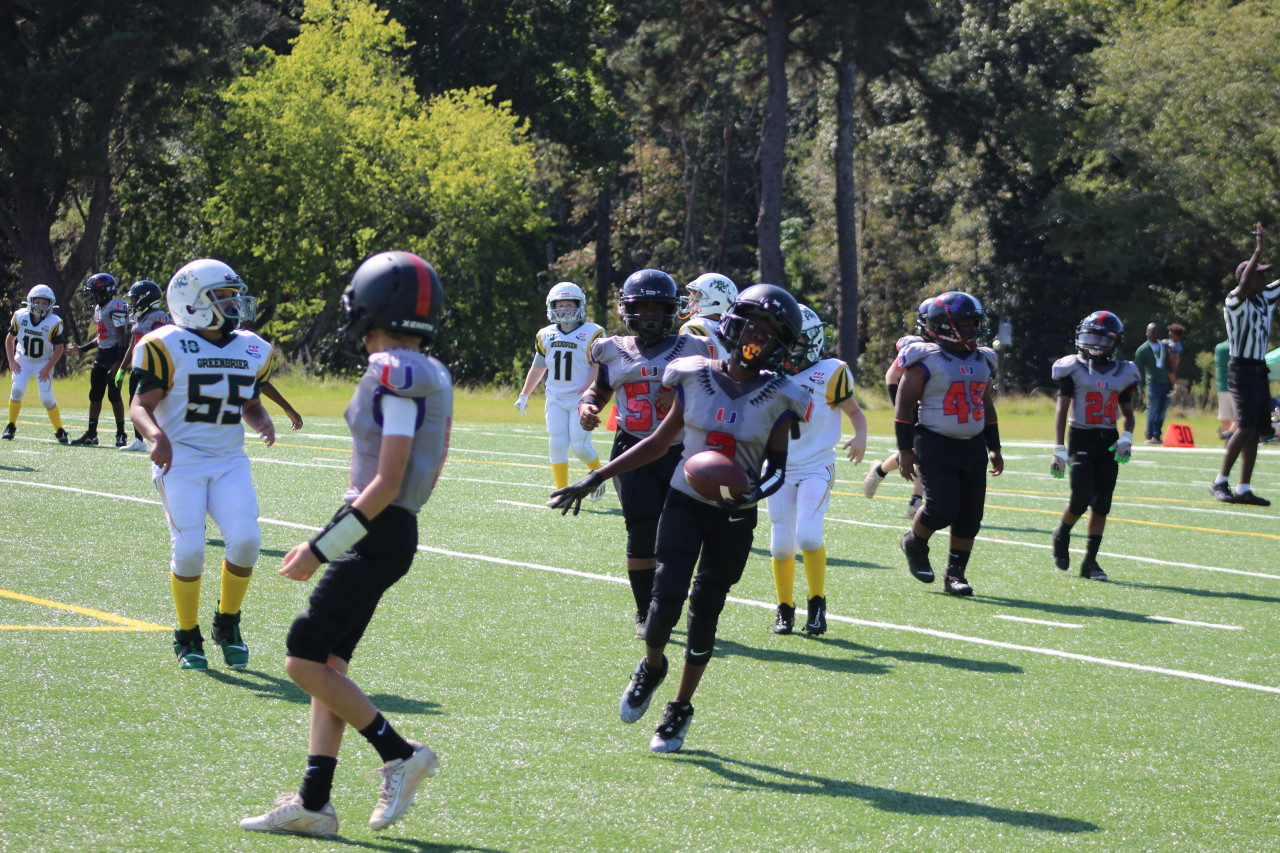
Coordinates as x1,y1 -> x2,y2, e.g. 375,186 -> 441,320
897,340 -> 934,368
1051,354 -> 1081,380
370,350 -> 449,398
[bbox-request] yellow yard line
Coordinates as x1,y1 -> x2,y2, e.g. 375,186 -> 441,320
0,587 -> 170,631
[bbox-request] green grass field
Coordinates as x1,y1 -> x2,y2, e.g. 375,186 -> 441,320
1,386 -> 1278,852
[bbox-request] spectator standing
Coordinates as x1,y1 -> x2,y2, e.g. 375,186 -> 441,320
1132,323 -> 1172,445
1214,339 -> 1236,440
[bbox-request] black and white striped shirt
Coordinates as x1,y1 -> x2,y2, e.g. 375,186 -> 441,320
1224,279 -> 1280,361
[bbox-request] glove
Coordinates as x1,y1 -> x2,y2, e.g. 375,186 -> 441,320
515,393 -> 529,415
718,486 -> 762,510
547,471 -> 605,516
113,367 -> 126,388
1049,445 -> 1069,478
1111,431 -> 1133,464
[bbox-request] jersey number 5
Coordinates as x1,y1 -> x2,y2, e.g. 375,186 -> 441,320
942,380 -> 986,424
186,373 -> 256,425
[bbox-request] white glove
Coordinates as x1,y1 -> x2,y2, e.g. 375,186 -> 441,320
1050,445 -> 1069,478
515,393 -> 529,415
1112,431 -> 1133,464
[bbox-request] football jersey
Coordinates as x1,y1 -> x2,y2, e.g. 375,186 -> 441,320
679,316 -> 733,361
664,355 -> 812,506
1052,355 -> 1141,431
130,309 -> 169,342
787,357 -> 855,470
133,326 -> 273,460
94,297 -> 131,348
592,334 -> 712,440
345,349 -> 453,514
898,341 -> 998,439
895,334 -> 923,354
9,309 -> 66,363
531,322 -> 603,406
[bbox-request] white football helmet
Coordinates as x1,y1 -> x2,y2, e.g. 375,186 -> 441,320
787,304 -> 825,373
167,259 -> 257,330
683,273 -> 738,319
545,281 -> 586,325
23,284 -> 58,322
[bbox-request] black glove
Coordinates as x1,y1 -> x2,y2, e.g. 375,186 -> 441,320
547,471 -> 605,516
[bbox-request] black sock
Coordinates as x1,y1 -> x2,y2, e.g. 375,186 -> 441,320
87,419 -> 98,434
947,549 -> 971,574
1086,535 -> 1102,561
298,754 -> 337,812
115,421 -> 125,435
630,568 -> 656,613
358,713 -> 414,763
1055,523 -> 1072,538
873,462 -> 885,478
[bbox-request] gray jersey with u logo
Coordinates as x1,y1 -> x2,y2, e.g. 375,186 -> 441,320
592,334 -> 710,440
898,341 -> 998,439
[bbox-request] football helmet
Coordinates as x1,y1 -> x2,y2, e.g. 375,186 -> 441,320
915,298 -> 934,340
924,291 -> 987,351
1075,310 -> 1123,362
783,304 -> 825,373
126,280 -> 163,321
82,273 -> 118,306
167,259 -> 257,331
682,273 -> 738,320
717,284 -> 802,371
339,250 -> 444,350
23,284 -> 58,322
618,269 -> 680,344
545,281 -> 586,325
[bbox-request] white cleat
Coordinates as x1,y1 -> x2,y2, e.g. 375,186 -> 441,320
369,741 -> 439,830
119,438 -> 148,452
863,467 -> 885,499
240,794 -> 338,837
905,494 -> 923,519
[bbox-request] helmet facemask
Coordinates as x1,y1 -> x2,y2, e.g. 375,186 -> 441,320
719,308 -> 790,371
620,299 -> 677,345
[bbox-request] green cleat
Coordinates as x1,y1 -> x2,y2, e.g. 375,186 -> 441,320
211,609 -> 249,669
174,626 -> 208,671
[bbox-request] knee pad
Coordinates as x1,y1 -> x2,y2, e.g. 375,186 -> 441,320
796,516 -> 825,554
769,524 -> 797,561
9,385 -> 24,403
1089,495 -> 1113,517
1068,493 -> 1091,517
547,432 -> 570,464
222,519 -> 262,568
685,582 -> 730,664
625,516 -> 659,560
105,380 -> 123,404
285,609 -> 331,663
952,519 -> 982,539
88,368 -> 107,403
917,506 -> 952,533
170,532 -> 206,578
39,386 -> 56,409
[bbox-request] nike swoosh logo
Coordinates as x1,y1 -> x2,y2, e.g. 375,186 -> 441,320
377,721 -> 388,736
689,647 -> 712,657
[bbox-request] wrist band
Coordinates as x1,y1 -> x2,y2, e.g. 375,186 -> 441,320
984,422 -> 1001,451
894,419 -> 914,452
308,504 -> 370,563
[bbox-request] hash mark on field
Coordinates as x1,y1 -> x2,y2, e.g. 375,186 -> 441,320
1147,616 -> 1243,630
992,615 -> 1084,629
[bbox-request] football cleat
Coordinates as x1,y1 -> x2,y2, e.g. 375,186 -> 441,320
904,494 -> 923,519
900,532 -> 934,583
1209,482 -> 1236,503
369,741 -> 439,830
804,596 -> 827,636
1233,490 -> 1271,507
119,437 -> 147,452
1,423 -> 14,440
173,626 -> 208,671
620,656 -> 667,724
55,428 -> 69,444
69,431 -> 98,446
211,608 -> 249,669
943,572 -> 973,596
1079,559 -> 1108,581
1052,528 -> 1070,571
115,432 -> 128,448
862,465 -> 885,499
771,603 -> 795,635
650,701 -> 694,753
241,794 -> 338,837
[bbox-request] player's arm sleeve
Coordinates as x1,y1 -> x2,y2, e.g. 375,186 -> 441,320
50,321 -> 65,345
133,335 -> 175,396
826,363 -> 854,407
380,394 -> 419,437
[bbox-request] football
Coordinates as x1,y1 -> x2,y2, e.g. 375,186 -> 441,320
683,450 -> 751,501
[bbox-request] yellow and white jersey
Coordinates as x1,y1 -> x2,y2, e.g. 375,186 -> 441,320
532,322 -> 603,406
787,358 -> 855,471
133,325 -> 273,460
678,316 -> 732,361
9,309 -> 65,363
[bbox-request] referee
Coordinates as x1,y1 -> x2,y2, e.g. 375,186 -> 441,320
1211,222 -> 1280,505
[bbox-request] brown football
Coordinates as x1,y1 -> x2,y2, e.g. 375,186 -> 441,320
683,449 -> 751,501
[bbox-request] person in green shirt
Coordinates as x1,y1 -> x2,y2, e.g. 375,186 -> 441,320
1132,323 -> 1172,444
1214,340 -> 1235,439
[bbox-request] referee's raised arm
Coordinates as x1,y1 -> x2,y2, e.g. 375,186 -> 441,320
1231,222 -> 1269,302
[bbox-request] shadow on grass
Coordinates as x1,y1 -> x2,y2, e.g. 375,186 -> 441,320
1112,579 -> 1280,606
673,751 -> 1099,834
712,636 -> 890,676
744,545 -> 892,571
205,670 -> 442,716
314,837 -> 506,853
208,538 -> 289,559
0,464 -> 38,472
979,523 -> 1057,536
971,594 -> 1152,624
809,635 -> 1023,674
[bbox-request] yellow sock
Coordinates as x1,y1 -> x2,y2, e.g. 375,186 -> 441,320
7,399 -> 20,424
802,546 -> 827,599
218,560 -> 252,615
587,457 -> 602,471
552,461 -> 570,489
771,556 -> 796,607
171,573 -> 202,631
46,405 -> 62,430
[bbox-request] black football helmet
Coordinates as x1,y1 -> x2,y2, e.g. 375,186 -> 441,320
126,280 -> 163,320
339,251 -> 444,351
82,273 -> 118,306
915,298 -> 935,340
618,269 -> 680,344
924,291 -> 987,351
1075,310 -> 1123,362
717,284 -> 802,371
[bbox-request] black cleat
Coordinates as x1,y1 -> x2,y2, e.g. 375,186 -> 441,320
650,701 -> 694,753
115,431 -> 128,448
1232,490 -> 1271,507
619,656 -> 667,724
943,572 -> 973,596
1052,528 -> 1070,571
1079,559 -> 1108,581
1,423 -> 14,440
771,603 -> 795,635
900,532 -> 934,583
55,428 -> 69,444
1209,481 -> 1236,503
804,596 -> 827,635
69,431 -> 98,446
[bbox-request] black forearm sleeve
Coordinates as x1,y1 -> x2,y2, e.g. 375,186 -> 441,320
757,448 -> 787,499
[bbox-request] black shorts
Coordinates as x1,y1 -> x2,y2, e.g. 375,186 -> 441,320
94,344 -> 126,370
612,430 -> 682,559
1067,427 -> 1119,516
286,506 -> 418,664
1229,358 -> 1272,431
914,427 -> 987,536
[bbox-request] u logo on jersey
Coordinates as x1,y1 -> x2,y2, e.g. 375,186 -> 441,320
714,408 -> 737,425
959,365 -> 975,375
640,366 -> 659,378
380,363 -> 414,391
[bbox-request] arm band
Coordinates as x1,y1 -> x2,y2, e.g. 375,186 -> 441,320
984,422 -> 1001,451
308,504 -> 371,563
894,419 -> 914,452
756,448 -> 787,499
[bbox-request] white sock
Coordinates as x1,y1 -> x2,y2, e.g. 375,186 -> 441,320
1214,475 -> 1229,486
1237,483 -> 1252,494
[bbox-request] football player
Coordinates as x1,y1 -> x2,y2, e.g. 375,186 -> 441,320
578,269 -> 712,637
895,292 -> 1002,597
4,284 -> 69,443
863,299 -> 929,516
767,304 -> 867,635
551,284 -> 812,754
129,259 -> 276,671
678,272 -> 737,359
243,251 -> 450,837
66,272 -> 130,446
516,281 -> 606,496
116,281 -> 169,452
1049,311 -> 1139,581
